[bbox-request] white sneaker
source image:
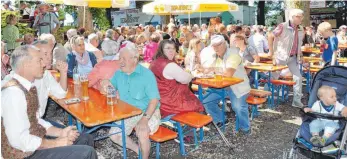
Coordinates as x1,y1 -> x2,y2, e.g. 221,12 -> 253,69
292,99 -> 304,108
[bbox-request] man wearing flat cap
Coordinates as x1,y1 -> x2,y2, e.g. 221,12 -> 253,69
201,35 -> 252,134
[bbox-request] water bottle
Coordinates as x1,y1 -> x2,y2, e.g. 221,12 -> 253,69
73,66 -> 80,84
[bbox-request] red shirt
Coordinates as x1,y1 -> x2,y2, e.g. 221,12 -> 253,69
87,60 -> 120,90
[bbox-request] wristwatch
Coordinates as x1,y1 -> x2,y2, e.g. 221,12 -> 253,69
143,113 -> 151,120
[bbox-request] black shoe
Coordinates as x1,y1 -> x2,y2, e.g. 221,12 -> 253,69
216,120 -> 230,127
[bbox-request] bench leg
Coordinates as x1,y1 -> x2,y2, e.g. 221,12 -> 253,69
282,85 -> 285,102
199,127 -> 204,142
271,82 -> 275,109
175,122 -> 186,156
286,86 -> 289,101
76,120 -> 83,132
221,90 -> 226,131
235,116 -> 239,132
251,105 -> 255,120
156,142 -> 160,159
138,148 -> 142,159
68,114 -> 73,126
193,128 -> 198,148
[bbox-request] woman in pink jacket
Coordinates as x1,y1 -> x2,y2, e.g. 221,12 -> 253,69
143,33 -> 160,63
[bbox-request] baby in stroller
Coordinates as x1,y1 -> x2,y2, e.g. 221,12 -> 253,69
304,86 -> 347,147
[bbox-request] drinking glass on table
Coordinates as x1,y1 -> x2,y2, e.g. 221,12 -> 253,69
80,74 -> 89,101
214,67 -> 224,80
107,86 -> 117,106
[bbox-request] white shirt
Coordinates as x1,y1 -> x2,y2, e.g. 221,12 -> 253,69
311,100 -> 345,122
200,30 -> 208,40
248,33 -> 269,53
22,7 -> 31,16
163,62 -> 192,84
1,73 -> 42,152
200,46 -> 216,68
337,34 -> 347,45
167,23 -> 176,30
2,70 -> 67,128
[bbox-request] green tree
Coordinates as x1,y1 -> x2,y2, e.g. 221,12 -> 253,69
285,0 -> 310,26
90,8 -> 110,31
264,1 -> 284,26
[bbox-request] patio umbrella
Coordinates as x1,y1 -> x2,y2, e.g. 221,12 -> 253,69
142,0 -> 238,25
142,0 -> 192,15
191,0 -> 238,12
63,0 -> 129,8
56,0 -> 130,27
191,0 -> 238,26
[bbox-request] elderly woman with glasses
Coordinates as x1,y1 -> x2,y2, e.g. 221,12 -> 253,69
149,40 -> 204,118
67,36 -> 97,77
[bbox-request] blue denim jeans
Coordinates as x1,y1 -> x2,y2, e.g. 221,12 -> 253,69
203,88 -> 250,131
309,119 -> 340,135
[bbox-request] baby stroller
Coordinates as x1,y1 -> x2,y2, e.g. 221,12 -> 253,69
289,65 -> 347,159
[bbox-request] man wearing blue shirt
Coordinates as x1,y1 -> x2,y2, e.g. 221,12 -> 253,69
103,45 -> 161,159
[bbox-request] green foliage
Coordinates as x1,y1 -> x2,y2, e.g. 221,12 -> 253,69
1,10 -> 35,36
53,26 -> 75,44
89,8 -> 110,31
64,5 -> 76,15
264,1 -> 284,26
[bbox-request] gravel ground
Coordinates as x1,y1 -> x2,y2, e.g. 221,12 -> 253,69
45,93 -> 311,159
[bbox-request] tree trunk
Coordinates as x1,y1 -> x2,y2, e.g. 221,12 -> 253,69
77,6 -> 93,32
302,1 -> 310,27
161,15 -> 171,26
257,1 -> 265,25
284,0 -> 310,26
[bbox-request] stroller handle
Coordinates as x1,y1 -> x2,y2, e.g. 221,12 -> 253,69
300,109 -> 347,121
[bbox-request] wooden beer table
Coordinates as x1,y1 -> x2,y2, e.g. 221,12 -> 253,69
192,77 -> 243,130
50,73 -> 142,159
301,47 -> 322,55
245,63 -> 288,108
339,44 -> 347,49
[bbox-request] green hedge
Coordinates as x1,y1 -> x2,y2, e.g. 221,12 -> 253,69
1,10 -> 35,36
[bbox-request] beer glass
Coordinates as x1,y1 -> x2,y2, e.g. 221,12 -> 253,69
80,74 -> 89,101
215,67 -> 223,80
107,86 -> 117,106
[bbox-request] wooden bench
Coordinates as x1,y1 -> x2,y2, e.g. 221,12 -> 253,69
191,84 -> 208,92
280,75 -> 293,80
249,89 -> 271,98
270,80 -> 296,86
150,126 -> 177,159
270,80 -> 296,105
139,126 -> 178,159
303,68 -> 320,73
246,96 -> 267,120
171,112 -> 213,156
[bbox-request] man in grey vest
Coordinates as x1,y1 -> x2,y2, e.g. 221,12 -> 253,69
33,4 -> 60,35
1,45 -> 97,159
268,9 -> 305,108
